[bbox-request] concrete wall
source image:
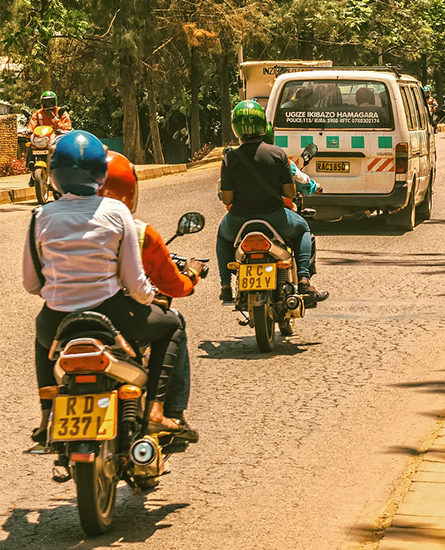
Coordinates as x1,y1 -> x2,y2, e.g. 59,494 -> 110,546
0,115 -> 18,164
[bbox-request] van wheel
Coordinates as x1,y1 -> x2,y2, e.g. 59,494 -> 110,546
389,188 -> 416,231
416,182 -> 432,221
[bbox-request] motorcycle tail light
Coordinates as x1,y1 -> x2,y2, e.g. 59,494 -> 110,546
70,452 -> 95,463
60,343 -> 110,373
395,142 -> 409,174
241,235 -> 272,253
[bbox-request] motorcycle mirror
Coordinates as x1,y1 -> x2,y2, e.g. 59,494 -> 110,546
301,143 -> 318,166
177,212 -> 205,236
22,108 -> 32,120
165,212 -> 205,246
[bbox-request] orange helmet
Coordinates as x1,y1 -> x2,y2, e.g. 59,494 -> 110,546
99,151 -> 138,213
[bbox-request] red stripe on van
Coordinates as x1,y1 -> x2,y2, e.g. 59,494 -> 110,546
368,158 -> 381,170
376,158 -> 393,172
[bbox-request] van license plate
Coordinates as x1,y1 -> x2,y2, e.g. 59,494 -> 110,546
51,391 -> 118,441
238,264 -> 277,291
316,161 -> 350,173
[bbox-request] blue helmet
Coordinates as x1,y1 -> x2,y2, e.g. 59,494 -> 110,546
50,131 -> 107,195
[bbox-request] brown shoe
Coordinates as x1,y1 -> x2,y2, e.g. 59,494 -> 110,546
298,278 -> 329,306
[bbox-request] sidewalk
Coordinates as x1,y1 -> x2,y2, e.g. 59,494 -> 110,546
0,149 -> 224,205
376,417 -> 445,550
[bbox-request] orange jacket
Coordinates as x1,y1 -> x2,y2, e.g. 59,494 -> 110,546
134,219 -> 198,298
27,107 -> 72,132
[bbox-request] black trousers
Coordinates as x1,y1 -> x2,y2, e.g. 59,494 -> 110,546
35,291 -> 181,410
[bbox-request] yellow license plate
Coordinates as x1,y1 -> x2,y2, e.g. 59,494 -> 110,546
51,391 -> 118,442
238,264 -> 277,291
316,161 -> 350,173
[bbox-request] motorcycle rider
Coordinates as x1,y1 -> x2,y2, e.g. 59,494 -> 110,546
26,91 -> 72,186
216,100 -> 329,304
98,150 -> 204,441
23,131 -> 184,444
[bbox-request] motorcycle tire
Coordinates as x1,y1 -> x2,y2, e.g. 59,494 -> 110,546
34,168 -> 50,205
253,303 -> 275,352
278,317 -> 294,337
75,440 -> 117,536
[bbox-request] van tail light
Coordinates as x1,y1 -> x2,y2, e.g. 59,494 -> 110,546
241,234 -> 272,253
60,342 -> 110,373
395,142 -> 409,174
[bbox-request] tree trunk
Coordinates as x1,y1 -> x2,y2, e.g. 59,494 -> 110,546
119,50 -> 145,164
221,53 -> 234,145
41,67 -> 51,92
190,46 -> 201,155
436,65 -> 443,109
146,66 -> 165,164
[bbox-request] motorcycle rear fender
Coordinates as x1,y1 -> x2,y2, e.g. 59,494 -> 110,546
34,160 -> 48,170
248,291 -> 268,308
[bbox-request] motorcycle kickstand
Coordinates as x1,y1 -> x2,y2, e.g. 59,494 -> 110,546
238,311 -> 250,327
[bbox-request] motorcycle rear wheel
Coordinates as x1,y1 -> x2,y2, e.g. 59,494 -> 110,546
75,440 -> 117,536
34,168 -> 50,205
253,303 -> 275,352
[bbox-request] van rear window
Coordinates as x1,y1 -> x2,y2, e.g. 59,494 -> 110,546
274,80 -> 394,130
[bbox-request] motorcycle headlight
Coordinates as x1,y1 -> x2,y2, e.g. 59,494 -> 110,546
33,136 -> 50,148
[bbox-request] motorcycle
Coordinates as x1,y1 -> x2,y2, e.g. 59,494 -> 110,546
229,144 -> 318,352
27,123 -> 68,204
28,212 -> 208,536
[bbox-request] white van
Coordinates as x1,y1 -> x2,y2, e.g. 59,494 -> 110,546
266,68 -> 437,229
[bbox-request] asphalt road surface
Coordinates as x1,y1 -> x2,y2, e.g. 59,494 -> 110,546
1,135 -> 445,550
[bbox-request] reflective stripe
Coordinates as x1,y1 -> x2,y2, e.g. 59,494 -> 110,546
367,157 -> 395,172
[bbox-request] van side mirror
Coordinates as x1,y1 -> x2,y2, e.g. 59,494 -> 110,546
432,109 -> 445,126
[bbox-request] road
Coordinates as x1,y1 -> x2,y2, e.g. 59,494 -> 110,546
1,135 -> 445,550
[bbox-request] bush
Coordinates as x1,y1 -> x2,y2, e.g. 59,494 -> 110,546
0,159 -> 28,177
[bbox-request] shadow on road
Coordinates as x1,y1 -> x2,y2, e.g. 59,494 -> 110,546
198,336 -> 321,359
0,491 -> 189,550
346,520 -> 445,547
318,249 -> 445,270
310,218 -> 407,236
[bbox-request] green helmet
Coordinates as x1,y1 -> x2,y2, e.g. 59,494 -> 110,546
263,122 -> 274,145
40,91 -> 57,110
232,100 -> 267,139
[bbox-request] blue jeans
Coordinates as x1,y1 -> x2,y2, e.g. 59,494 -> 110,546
216,207 -> 311,286
164,311 -> 190,415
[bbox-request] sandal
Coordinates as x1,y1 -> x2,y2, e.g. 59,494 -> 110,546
31,428 -> 48,445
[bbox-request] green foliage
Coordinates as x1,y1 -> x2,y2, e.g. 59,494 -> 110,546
1,0 -> 443,163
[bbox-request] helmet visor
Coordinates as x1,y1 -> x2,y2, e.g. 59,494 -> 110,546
42,97 -> 56,110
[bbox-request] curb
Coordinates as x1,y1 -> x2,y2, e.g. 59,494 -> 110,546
0,187 -> 36,205
0,155 -> 222,205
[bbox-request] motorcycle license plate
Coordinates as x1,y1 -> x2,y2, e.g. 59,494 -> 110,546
51,391 -> 118,442
316,161 -> 350,173
238,264 -> 277,291
33,150 -> 49,155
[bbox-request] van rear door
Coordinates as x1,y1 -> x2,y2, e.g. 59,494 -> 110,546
272,78 -> 396,194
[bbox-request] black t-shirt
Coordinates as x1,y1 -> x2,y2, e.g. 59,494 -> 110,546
220,141 -> 293,216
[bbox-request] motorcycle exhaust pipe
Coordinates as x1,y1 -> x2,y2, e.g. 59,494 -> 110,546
130,437 -> 158,466
285,295 -> 301,310
285,295 -> 305,318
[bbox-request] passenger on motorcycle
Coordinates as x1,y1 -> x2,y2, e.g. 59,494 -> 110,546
26,91 -> 72,186
23,131 -> 184,444
98,150 -> 204,441
216,100 -> 329,305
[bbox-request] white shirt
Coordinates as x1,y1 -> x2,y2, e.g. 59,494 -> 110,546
23,194 -> 154,311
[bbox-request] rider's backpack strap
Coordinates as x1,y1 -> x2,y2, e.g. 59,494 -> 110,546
233,148 -> 284,203
29,209 -> 45,287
